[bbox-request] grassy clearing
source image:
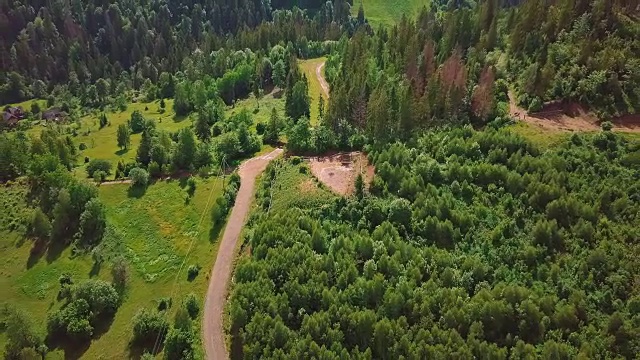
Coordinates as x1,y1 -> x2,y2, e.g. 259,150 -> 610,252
227,90 -> 285,130
298,58 -> 327,126
352,0 -> 430,27
508,122 -> 570,148
73,99 -> 188,177
14,92 -> 285,180
0,177 -> 225,359
509,121 -> 640,149
267,159 -> 336,213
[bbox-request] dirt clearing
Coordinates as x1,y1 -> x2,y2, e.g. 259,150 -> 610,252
307,152 -> 374,196
508,90 -> 640,133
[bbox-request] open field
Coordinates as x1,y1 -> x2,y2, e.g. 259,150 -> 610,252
266,158 -> 336,213
73,99 -> 186,176
298,58 -> 328,126
509,118 -> 640,149
352,0 -> 430,27
0,177 -> 225,359
226,89 -> 285,130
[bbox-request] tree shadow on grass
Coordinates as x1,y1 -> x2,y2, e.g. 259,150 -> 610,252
127,185 -> 147,199
209,222 -> 224,244
89,260 -> 101,277
46,313 -> 116,360
178,176 -> 189,189
92,313 -> 117,340
172,113 -> 188,123
128,334 -> 165,360
26,239 -> 47,269
46,239 -> 68,263
46,333 -> 91,360
115,148 -> 129,156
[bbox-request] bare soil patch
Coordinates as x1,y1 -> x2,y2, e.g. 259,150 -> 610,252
508,90 -> 640,133
307,152 -> 374,196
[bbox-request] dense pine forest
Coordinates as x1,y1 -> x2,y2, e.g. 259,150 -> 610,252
0,0 -> 639,359
230,128 -> 640,358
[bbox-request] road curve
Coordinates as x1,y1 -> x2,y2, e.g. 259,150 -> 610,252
202,148 -> 284,360
317,61 -> 330,98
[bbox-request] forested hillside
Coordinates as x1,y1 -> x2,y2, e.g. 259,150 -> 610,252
508,0 -> 640,117
0,0 -> 354,104
321,0 -> 640,135
1,0 -> 640,358
229,127 -> 640,358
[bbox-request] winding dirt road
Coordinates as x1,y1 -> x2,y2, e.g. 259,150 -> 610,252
202,148 -> 283,360
317,61 -> 329,98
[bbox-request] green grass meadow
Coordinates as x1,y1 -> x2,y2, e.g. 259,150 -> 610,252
266,160 -> 336,213
352,0 -> 431,27
298,58 -> 327,126
0,177 -> 225,359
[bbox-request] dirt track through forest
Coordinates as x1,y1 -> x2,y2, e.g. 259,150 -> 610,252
508,90 -> 640,133
317,62 -> 329,98
202,148 -> 283,360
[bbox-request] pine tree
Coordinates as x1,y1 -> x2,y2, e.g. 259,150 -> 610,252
318,95 -> 325,122
195,110 -> 211,142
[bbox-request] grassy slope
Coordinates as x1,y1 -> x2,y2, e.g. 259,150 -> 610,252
268,160 -> 336,213
10,92 -> 285,180
352,0 -> 431,27
74,99 -> 182,169
509,121 -> 640,149
298,58 -> 327,126
227,90 -> 285,130
0,177 -> 225,359
508,122 -> 570,148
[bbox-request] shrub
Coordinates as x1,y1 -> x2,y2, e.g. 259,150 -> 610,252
75,198 -> 107,247
132,308 -> 168,344
31,208 -> 51,240
59,273 -> 73,286
186,177 -> 196,197
256,122 -> 266,135
198,166 -> 211,178
73,280 -> 120,316
30,101 -> 41,115
158,297 -> 172,311
129,168 -> 149,187
183,294 -> 200,319
78,143 -> 87,151
86,159 -> 112,177
163,327 -> 195,360
47,299 -> 93,341
111,258 -> 129,292
290,156 -> 302,165
130,110 -> 145,133
187,265 -> 200,281
601,121 -> 613,131
93,170 -> 106,182
2,305 -> 44,359
148,161 -> 161,178
99,113 -> 108,129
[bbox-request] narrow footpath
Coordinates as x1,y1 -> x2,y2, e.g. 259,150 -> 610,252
317,61 -> 329,98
